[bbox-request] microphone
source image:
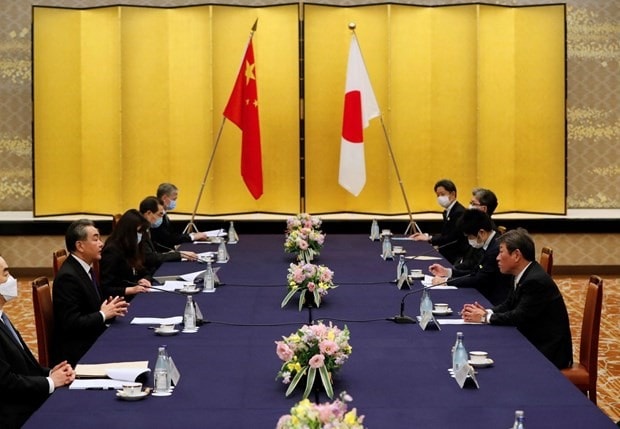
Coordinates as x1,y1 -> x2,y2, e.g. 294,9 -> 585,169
405,240 -> 458,260
153,242 -> 211,264
388,273 -> 472,324
122,279 -> 184,295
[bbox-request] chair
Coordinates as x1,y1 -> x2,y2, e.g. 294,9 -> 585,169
539,246 -> 554,276
497,225 -> 507,235
561,275 -> 603,404
112,213 -> 122,230
52,248 -> 68,277
31,277 -> 54,368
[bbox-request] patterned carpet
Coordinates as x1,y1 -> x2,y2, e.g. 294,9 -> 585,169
5,275 -> 619,424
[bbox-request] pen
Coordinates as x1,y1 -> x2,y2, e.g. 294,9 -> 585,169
85,387 -> 114,390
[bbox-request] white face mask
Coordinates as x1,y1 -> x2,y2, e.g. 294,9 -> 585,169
468,235 -> 485,249
437,195 -> 451,208
0,275 -> 18,302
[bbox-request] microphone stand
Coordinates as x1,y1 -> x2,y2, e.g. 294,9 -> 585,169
388,273 -> 471,324
405,239 -> 457,260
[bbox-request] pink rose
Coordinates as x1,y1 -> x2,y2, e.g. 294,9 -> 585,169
307,282 -> 316,292
319,340 -> 339,355
308,354 -> 325,369
297,239 -> 309,250
275,341 -> 294,361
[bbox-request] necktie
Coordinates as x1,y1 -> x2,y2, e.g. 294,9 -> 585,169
89,268 -> 101,299
1,313 -> 23,349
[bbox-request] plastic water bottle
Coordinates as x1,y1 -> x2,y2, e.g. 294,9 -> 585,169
382,233 -> 393,259
397,255 -> 406,279
512,410 -> 525,429
419,289 -> 433,317
183,296 -> 196,330
452,332 -> 468,373
154,346 -> 171,393
370,220 -> 380,240
203,260 -> 215,292
217,241 -> 227,262
228,221 -> 238,243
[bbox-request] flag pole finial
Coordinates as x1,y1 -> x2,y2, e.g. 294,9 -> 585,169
348,22 -> 356,30
251,18 -> 258,33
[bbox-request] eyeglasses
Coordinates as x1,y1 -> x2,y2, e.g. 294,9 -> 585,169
469,201 -> 482,206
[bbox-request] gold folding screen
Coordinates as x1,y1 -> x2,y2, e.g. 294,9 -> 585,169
33,4 -> 565,216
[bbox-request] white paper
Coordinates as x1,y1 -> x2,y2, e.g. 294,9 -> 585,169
69,379 -> 125,390
130,316 -> 183,325
407,255 -> 442,260
179,270 -> 206,282
206,229 -> 226,237
434,319 -> 481,325
106,367 -> 151,382
150,281 -> 191,293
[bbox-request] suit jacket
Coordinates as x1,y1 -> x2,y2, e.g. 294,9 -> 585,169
100,243 -> 151,298
52,255 -> 107,367
490,262 -> 573,369
150,214 -> 192,250
0,314 -> 50,429
430,201 -> 469,264
143,232 -> 181,277
450,233 -> 512,305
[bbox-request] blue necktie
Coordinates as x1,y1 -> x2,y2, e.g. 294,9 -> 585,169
1,313 -> 23,349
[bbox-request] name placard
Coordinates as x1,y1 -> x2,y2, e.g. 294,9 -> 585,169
454,364 -> 479,389
419,312 -> 441,331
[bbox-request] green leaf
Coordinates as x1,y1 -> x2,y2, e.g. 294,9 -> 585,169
319,365 -> 333,399
285,366 -> 308,397
313,288 -> 321,307
281,288 -> 298,308
298,289 -> 306,311
303,367 -> 316,399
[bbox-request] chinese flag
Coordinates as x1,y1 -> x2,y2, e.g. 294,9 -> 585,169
223,39 -> 263,200
338,34 -> 380,197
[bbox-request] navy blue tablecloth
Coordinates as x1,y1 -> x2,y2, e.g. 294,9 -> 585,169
24,235 -> 615,428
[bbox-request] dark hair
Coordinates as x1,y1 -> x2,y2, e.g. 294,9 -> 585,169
458,209 -> 494,236
139,196 -> 162,214
472,188 -> 498,216
65,219 -> 96,252
497,228 -> 536,262
156,183 -> 178,199
434,179 -> 457,195
104,209 -> 150,269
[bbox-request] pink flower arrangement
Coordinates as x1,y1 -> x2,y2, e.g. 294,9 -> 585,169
284,214 -> 325,263
275,321 -> 352,399
276,392 -> 365,429
281,262 -> 336,311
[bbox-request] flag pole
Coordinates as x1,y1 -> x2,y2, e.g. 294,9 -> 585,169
184,19 -> 259,235
349,24 -> 420,236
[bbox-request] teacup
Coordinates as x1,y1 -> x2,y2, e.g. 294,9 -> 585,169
434,303 -> 449,312
122,382 -> 142,396
410,269 -> 424,279
469,351 -> 488,363
158,324 -> 176,333
181,283 -> 197,292
393,246 -> 403,253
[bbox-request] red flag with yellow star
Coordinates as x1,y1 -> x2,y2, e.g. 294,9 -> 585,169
223,38 -> 263,199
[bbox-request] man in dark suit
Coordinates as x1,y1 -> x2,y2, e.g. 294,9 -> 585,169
410,179 -> 468,264
429,209 -> 512,305
460,228 -> 573,370
150,183 -> 209,250
0,256 -> 75,428
52,219 -> 129,367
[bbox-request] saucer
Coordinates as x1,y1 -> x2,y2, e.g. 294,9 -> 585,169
155,329 -> 179,336
116,390 -> 149,401
468,358 -> 494,368
409,275 -> 425,280
432,308 -> 453,316
178,287 -> 200,295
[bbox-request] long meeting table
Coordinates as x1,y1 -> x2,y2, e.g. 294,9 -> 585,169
25,234 -> 616,428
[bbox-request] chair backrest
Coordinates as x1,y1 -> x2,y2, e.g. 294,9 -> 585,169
580,275 -> 603,386
539,246 -> 554,276
112,213 -> 122,230
497,225 -> 507,235
52,248 -> 68,277
31,277 -> 54,368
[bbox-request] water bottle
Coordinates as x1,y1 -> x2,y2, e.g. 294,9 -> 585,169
183,296 -> 196,330
382,233 -> 393,259
370,220 -> 380,240
419,289 -> 433,317
203,260 -> 215,292
154,346 -> 171,393
452,332 -> 468,373
512,410 -> 525,429
228,221 -> 238,243
217,241 -> 227,262
397,255 -> 405,279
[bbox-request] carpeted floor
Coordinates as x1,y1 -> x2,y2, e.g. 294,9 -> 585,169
5,275 -> 619,424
